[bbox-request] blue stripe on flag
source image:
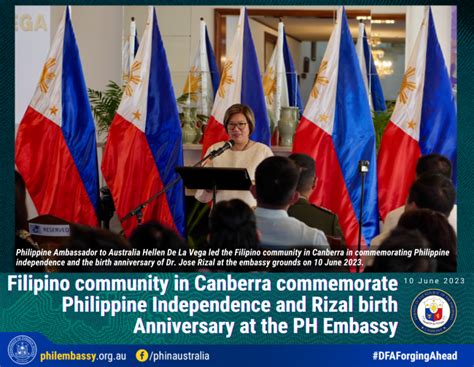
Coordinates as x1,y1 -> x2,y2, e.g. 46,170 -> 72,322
282,29 -> 303,116
145,9 -> 185,235
61,8 -> 100,217
362,29 -> 386,112
420,9 -> 457,185
134,32 -> 139,57
205,27 -> 220,97
333,9 -> 379,243
241,9 -> 271,146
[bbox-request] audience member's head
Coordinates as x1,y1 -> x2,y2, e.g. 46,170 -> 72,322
416,154 -> 452,179
253,156 -> 300,208
129,221 -> 191,272
207,199 -> 262,271
288,153 -> 316,196
398,209 -> 457,272
15,171 -> 28,232
59,225 -> 131,272
365,228 -> 436,273
130,221 -> 186,251
407,173 -> 455,216
208,199 -> 259,250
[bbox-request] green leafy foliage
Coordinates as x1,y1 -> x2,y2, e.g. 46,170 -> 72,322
185,199 -> 210,249
88,80 -> 123,134
176,92 -> 197,105
373,100 -> 396,152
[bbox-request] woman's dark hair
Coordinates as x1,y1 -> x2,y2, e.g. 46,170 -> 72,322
398,209 -> 457,272
408,173 -> 455,216
366,228 -> 436,273
60,225 -> 132,272
129,221 -> 191,272
130,221 -> 186,251
208,199 -> 258,250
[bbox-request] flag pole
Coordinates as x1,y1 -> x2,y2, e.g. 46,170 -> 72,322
357,160 -> 369,273
129,17 -> 136,71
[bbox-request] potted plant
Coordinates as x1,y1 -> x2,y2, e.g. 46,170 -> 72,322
88,80 -> 123,135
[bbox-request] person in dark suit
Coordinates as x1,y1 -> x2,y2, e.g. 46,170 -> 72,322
287,153 -> 346,248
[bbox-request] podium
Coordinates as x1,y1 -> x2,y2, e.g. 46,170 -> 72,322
175,167 -> 252,207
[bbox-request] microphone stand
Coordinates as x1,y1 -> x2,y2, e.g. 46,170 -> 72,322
121,141 -> 233,225
356,160 -> 369,273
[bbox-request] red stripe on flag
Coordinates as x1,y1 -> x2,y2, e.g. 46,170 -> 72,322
201,115 -> 228,157
102,114 -> 176,237
15,107 -> 98,226
378,121 -> 421,220
293,117 -> 366,256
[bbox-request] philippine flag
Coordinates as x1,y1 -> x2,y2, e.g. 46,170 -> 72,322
293,8 -> 379,251
378,7 -> 457,219
180,18 -> 220,117
122,17 -> 140,84
263,21 -> 303,123
102,6 -> 185,237
356,22 -> 386,113
15,7 -> 99,226
201,7 -> 271,155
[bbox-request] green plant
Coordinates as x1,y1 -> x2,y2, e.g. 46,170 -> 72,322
372,100 -> 395,152
176,92 -> 197,105
88,81 -> 123,134
185,199 -> 210,249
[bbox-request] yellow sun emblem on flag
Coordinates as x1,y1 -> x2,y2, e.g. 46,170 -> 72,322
182,66 -> 201,102
399,67 -> 416,104
218,60 -> 235,98
39,58 -> 56,93
124,60 -> 142,97
311,60 -> 329,99
262,67 -> 276,104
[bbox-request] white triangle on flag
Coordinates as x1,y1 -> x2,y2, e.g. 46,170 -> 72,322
390,8 -> 429,142
302,7 -> 342,136
210,7 -> 246,124
29,9 -> 65,128
117,6 -> 154,133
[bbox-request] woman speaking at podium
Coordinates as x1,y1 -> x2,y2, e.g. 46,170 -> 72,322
195,104 -> 273,208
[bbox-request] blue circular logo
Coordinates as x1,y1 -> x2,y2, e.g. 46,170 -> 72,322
411,289 -> 457,335
7,335 -> 37,365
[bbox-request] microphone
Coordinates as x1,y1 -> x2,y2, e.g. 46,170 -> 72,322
209,140 -> 235,159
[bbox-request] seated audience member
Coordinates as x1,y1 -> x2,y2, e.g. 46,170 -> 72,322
58,225 -> 132,272
207,199 -> 262,271
383,154 -> 457,233
251,156 -> 329,249
369,172 -> 456,258
129,221 -> 193,272
287,153 -> 345,247
405,173 -> 455,217
365,228 -> 436,273
398,209 -> 457,272
15,170 -> 45,272
208,199 -> 259,250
